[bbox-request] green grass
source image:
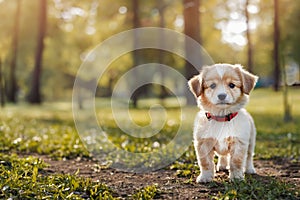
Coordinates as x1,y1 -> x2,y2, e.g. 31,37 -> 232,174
0,153 -> 114,199
0,110 -> 89,159
0,88 -> 299,199
132,184 -> 160,199
212,175 -> 298,200
247,88 -> 300,160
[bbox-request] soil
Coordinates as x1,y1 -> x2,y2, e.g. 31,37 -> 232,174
40,156 -> 300,199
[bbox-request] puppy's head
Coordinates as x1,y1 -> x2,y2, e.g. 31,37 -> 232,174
188,64 -> 258,113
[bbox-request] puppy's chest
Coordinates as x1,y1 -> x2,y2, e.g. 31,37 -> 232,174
194,111 -> 251,147
199,121 -> 239,139
198,122 -> 241,155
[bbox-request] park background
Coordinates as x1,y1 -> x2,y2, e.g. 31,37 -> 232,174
0,0 -> 299,199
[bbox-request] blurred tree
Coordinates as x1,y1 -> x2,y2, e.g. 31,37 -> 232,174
44,1 -> 91,99
7,0 -> 21,103
279,0 -> 296,122
245,0 -> 253,73
157,0 -> 168,101
183,0 -> 201,105
131,0 -> 141,108
201,0 -> 245,64
1,0 -> 298,102
249,0 -> 274,79
0,57 -> 5,107
283,0 -> 300,65
27,0 -> 47,103
273,0 -> 280,91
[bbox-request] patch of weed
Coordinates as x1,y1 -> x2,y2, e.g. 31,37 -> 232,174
170,161 -> 199,178
132,184 -> 160,200
211,175 -> 299,200
0,154 -> 114,199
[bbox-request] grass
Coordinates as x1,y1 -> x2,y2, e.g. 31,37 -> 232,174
247,88 -> 300,160
132,184 -> 160,199
212,175 -> 298,200
0,154 -> 114,199
0,88 -> 299,199
0,111 -> 89,159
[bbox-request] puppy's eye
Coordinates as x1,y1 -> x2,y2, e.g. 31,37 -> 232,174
210,83 -> 216,89
229,83 -> 235,89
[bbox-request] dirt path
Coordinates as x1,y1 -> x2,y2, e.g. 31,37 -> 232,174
41,156 -> 300,199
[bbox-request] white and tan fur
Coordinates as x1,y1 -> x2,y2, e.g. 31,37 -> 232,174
188,63 -> 258,183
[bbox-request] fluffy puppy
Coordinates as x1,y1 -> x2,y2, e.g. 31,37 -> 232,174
188,63 -> 258,183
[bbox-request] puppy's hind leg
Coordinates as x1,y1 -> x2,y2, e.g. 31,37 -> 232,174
246,123 -> 256,174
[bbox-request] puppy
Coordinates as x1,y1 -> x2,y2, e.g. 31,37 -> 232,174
188,63 -> 258,183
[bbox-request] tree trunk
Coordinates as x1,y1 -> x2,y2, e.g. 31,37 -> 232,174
7,0 -> 22,103
157,0 -> 168,101
183,0 -> 201,105
245,0 -> 253,73
0,58 -> 5,107
273,0 -> 280,91
131,0 -> 141,108
27,0 -> 47,104
281,56 -> 292,122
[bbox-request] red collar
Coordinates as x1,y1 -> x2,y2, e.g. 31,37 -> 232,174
205,112 -> 238,122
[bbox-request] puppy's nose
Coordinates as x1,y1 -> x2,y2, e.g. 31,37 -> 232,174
218,93 -> 227,101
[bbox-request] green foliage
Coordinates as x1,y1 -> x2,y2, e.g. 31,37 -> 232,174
281,0 -> 300,64
132,184 -> 160,200
170,161 -> 199,178
1,0 -> 299,101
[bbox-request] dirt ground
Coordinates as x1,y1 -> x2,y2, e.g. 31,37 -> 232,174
41,156 -> 300,199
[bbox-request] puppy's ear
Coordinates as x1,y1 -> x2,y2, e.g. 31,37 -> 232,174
235,65 -> 258,95
188,75 -> 202,98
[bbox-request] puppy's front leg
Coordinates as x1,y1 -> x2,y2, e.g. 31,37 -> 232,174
228,137 -> 247,180
195,138 -> 216,183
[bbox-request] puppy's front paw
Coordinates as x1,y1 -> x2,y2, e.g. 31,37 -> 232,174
196,172 -> 214,183
245,167 -> 256,174
229,170 -> 244,181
